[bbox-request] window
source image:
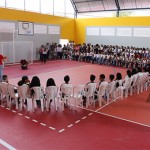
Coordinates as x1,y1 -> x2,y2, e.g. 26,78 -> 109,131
54,0 -> 65,17
0,0 -> 5,7
6,0 -> 24,10
40,0 -> 53,15
48,25 -> 60,34
34,24 -> 47,34
25,0 -> 40,13
0,21 -> 15,33
65,0 -> 74,18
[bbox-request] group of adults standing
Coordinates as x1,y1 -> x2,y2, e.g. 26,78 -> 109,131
39,44 -> 49,63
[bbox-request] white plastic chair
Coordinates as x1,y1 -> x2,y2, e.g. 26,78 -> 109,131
136,73 -> 144,94
121,77 -> 131,98
114,79 -> 124,100
7,84 -> 19,109
60,84 -> 73,111
0,82 -> 8,106
30,86 -> 45,112
45,86 -> 58,111
85,83 -> 97,108
94,82 -> 108,107
17,85 -> 29,111
143,72 -> 149,92
130,74 -> 138,95
73,85 -> 85,109
106,81 -> 116,103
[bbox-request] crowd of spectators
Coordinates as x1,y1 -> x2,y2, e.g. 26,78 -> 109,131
39,43 -> 150,72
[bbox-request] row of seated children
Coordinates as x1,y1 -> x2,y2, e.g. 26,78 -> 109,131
1,66 -> 149,108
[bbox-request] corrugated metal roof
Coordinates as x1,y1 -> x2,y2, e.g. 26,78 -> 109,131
71,0 -> 150,13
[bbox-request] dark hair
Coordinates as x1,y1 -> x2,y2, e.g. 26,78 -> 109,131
29,76 -> 41,88
127,70 -> 132,78
90,74 -> 96,82
137,67 -> 142,73
100,74 -> 105,79
46,78 -> 56,87
116,72 -> 122,80
2,75 -> 8,81
22,76 -> 29,84
109,74 -> 115,81
64,75 -> 70,84
132,68 -> 137,75
18,80 -> 22,86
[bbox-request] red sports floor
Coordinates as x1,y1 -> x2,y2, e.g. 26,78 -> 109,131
0,60 -> 150,150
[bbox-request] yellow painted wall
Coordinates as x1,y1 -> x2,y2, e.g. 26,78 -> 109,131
0,8 -> 74,41
1,7 -> 150,44
75,17 -> 150,44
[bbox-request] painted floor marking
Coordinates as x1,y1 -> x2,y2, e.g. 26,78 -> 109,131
32,119 -> 38,123
40,123 -> 46,126
67,124 -> 73,128
18,113 -> 23,116
25,116 -> 30,119
0,139 -> 16,150
75,120 -> 80,124
82,116 -> 87,120
97,111 -> 150,128
59,129 -> 65,133
88,113 -> 93,116
49,127 -> 56,130
12,110 -> 16,113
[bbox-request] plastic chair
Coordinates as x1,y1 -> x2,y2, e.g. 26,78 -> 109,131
94,82 -> 108,107
85,83 -> 97,108
0,82 -> 9,106
106,81 -> 116,103
130,74 -> 138,95
7,84 -> 19,109
17,85 -> 29,111
122,77 -> 131,98
73,85 -> 85,109
60,84 -> 73,111
45,86 -> 58,111
30,86 -> 45,112
114,79 -> 124,101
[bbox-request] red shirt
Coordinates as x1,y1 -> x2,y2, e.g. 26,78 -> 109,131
0,54 -> 4,65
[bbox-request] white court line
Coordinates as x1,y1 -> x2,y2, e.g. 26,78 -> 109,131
59,129 -> 65,133
12,110 -> 16,113
40,123 -> 46,126
75,120 -> 80,124
88,113 -> 93,116
9,64 -> 90,81
67,124 -> 73,128
78,104 -> 150,129
82,116 -> 87,120
25,116 -> 30,119
32,119 -> 38,123
97,111 -> 150,128
18,113 -> 23,116
49,127 -> 56,130
0,139 -> 16,150
95,99 -> 116,112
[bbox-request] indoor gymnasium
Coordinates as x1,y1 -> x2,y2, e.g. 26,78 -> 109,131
0,0 -> 150,150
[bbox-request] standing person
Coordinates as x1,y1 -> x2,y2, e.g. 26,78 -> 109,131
39,45 -> 44,62
0,53 -> 6,81
42,47 -> 48,63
